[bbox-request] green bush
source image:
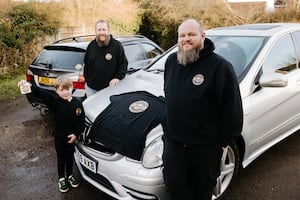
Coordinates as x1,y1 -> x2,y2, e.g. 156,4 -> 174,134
0,3 -> 60,75
137,0 -> 300,49
0,4 -> 59,50
0,74 -> 24,102
137,1 -> 237,49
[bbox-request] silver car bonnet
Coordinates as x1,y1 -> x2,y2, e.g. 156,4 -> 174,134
83,70 -> 165,122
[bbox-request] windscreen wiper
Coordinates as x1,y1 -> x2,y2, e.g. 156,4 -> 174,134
147,69 -> 164,73
35,62 -> 53,69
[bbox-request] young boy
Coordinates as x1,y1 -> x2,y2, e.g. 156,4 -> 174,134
18,77 -> 85,193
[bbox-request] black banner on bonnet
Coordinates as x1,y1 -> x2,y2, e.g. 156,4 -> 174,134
88,91 -> 165,160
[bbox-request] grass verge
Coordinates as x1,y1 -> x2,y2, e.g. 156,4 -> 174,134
0,74 -> 25,102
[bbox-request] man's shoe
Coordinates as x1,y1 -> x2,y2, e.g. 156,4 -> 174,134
68,175 -> 80,188
58,177 -> 69,192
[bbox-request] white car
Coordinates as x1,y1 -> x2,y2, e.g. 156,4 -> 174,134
74,23 -> 300,200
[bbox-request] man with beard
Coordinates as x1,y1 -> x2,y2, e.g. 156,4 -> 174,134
84,19 -> 128,97
162,19 -> 243,200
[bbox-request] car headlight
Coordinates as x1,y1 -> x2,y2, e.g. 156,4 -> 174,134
142,136 -> 164,169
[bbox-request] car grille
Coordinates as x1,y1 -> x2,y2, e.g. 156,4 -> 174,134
81,165 -> 117,193
81,163 -> 159,200
82,118 -> 116,155
123,185 -> 159,200
82,118 -> 92,142
87,140 -> 116,154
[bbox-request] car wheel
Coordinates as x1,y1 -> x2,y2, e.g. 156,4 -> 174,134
213,141 -> 240,200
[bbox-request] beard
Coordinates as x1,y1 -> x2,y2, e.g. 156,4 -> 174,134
96,35 -> 110,47
177,45 -> 201,66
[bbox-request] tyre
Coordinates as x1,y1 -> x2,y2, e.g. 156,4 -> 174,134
212,141 -> 240,200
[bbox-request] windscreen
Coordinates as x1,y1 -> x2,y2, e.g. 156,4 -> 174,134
209,36 -> 266,78
146,36 -> 267,80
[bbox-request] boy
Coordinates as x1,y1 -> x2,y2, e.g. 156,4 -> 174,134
18,77 -> 85,192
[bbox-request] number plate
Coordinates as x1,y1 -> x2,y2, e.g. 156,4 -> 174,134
76,149 -> 97,173
38,76 -> 56,86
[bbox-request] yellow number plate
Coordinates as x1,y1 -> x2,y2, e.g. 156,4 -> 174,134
38,76 -> 56,86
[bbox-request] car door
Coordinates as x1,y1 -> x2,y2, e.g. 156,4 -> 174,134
247,33 -> 300,155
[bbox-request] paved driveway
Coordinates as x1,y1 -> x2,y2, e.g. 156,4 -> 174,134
0,96 -> 299,200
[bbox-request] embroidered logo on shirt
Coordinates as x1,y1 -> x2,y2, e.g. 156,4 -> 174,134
76,108 -> 82,115
129,100 -> 149,113
192,74 -> 204,86
105,53 -> 113,61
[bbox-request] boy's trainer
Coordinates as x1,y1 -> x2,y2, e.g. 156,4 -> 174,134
58,177 -> 69,192
68,175 -> 80,188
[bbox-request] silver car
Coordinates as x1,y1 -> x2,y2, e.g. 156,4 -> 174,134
74,23 -> 300,200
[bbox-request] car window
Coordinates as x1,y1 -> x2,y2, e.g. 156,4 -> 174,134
262,34 -> 297,74
33,49 -> 85,70
142,43 -> 162,58
209,36 -> 265,78
123,44 -> 147,63
146,45 -> 177,72
291,31 -> 300,62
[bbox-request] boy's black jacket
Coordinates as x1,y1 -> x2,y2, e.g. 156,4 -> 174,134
32,86 -> 85,138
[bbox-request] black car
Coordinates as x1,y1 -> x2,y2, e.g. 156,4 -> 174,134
25,35 -> 163,115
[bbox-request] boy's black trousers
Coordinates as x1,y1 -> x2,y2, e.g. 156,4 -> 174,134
54,137 -> 75,179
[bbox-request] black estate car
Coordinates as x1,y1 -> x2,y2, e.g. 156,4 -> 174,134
25,35 -> 163,115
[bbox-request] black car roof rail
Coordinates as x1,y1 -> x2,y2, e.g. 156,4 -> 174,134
53,35 -> 95,44
116,34 -> 146,39
52,34 -> 148,44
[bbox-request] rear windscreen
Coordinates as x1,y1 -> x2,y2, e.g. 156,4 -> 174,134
32,48 -> 85,70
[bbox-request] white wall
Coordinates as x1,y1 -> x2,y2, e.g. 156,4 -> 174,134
226,0 -> 275,12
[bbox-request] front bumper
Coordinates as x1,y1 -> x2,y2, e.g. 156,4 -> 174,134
74,142 -> 166,200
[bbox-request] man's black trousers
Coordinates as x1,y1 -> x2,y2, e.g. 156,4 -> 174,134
162,137 -> 222,200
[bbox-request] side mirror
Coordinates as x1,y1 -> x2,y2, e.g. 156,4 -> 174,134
75,64 -> 83,70
259,73 -> 288,87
